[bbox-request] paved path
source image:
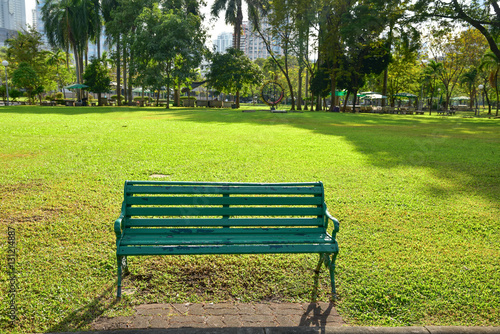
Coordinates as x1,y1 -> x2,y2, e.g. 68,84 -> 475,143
46,302 -> 500,334
91,302 -> 344,330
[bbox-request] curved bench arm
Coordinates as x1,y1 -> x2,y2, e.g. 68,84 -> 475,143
325,210 -> 340,234
114,202 -> 126,243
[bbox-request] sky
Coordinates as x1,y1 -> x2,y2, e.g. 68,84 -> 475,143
25,0 -> 235,43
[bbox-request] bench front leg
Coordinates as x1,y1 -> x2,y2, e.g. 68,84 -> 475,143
117,255 -> 123,299
323,253 -> 338,300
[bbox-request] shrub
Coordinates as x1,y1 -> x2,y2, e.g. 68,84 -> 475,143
9,89 -> 23,101
133,96 -> 151,102
111,95 -> 125,101
55,92 -> 63,99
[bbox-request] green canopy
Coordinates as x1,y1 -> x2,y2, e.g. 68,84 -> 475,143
331,90 -> 347,96
65,83 -> 89,89
451,96 -> 470,100
394,92 -> 417,98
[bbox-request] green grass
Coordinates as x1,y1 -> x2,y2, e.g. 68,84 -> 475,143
0,105 -> 499,332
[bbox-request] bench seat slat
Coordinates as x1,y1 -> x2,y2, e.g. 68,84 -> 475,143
127,206 -> 323,217
126,196 -> 323,206
126,185 -> 323,195
126,218 -> 323,227
125,227 -> 326,235
120,233 -> 333,246
118,243 -> 338,256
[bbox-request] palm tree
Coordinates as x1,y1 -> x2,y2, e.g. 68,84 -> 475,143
47,48 -> 69,97
459,67 -> 478,113
211,0 -> 264,50
102,0 -> 122,105
42,0 -> 96,99
422,60 -> 443,115
480,51 -> 499,116
211,0 -> 243,49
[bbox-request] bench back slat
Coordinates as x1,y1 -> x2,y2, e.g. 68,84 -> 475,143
125,185 -> 323,195
127,206 -> 323,217
126,227 -> 326,235
123,181 -> 326,230
126,218 -> 323,227
126,196 -> 323,206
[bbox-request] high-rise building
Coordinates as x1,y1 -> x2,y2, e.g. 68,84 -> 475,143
0,0 -> 26,31
0,0 -> 26,46
213,32 -> 233,54
241,20 -> 283,61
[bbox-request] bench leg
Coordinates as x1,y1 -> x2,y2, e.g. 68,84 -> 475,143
323,253 -> 338,300
117,255 -> 123,299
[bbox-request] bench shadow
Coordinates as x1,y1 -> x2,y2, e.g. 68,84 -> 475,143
45,284 -> 118,333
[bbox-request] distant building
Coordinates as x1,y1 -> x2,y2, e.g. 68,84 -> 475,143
212,22 -> 283,61
213,32 -> 233,54
0,0 -> 26,46
241,20 -> 283,61
32,0 -> 51,49
0,0 -> 26,31
0,27 -> 17,46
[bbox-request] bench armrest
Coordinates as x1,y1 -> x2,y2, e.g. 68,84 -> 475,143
114,202 -> 126,241
325,210 -> 340,234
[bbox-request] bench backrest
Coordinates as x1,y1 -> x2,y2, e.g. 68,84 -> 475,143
122,181 -> 328,231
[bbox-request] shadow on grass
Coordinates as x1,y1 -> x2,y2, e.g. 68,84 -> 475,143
45,284 -> 118,333
4,106 -> 500,205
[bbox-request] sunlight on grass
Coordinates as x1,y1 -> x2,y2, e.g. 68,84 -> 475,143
0,105 -> 499,332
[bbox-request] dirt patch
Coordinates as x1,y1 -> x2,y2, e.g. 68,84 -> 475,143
150,174 -> 171,178
0,207 -> 63,225
0,181 -> 48,197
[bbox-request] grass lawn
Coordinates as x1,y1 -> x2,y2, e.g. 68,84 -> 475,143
0,105 -> 499,332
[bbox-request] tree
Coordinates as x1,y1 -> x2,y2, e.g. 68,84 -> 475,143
132,4 -> 206,108
211,0 -> 263,50
386,51 -> 421,107
480,51 -> 500,116
6,28 -> 57,96
459,67 -> 479,111
412,0 -> 500,61
12,62 -> 43,103
47,49 -> 73,98
207,48 -> 264,108
41,0 -> 97,99
422,59 -> 443,115
249,1 -> 298,110
425,31 -> 470,111
102,0 -> 122,105
83,57 -> 111,105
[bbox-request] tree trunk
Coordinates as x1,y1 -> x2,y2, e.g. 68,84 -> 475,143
352,89 -> 358,113
484,86 -> 492,114
123,46 -> 127,104
343,91 -> 350,112
116,35 -> 121,106
330,71 -> 337,111
304,70 -> 309,110
73,45 -> 81,100
128,50 -> 134,103
382,67 -> 388,107
297,66 -> 302,110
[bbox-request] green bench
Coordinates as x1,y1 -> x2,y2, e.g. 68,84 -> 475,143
114,181 -> 340,299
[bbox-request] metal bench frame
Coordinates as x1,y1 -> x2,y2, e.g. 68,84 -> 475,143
114,181 -> 340,299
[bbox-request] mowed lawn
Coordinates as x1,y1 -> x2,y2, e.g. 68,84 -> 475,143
0,106 -> 499,332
